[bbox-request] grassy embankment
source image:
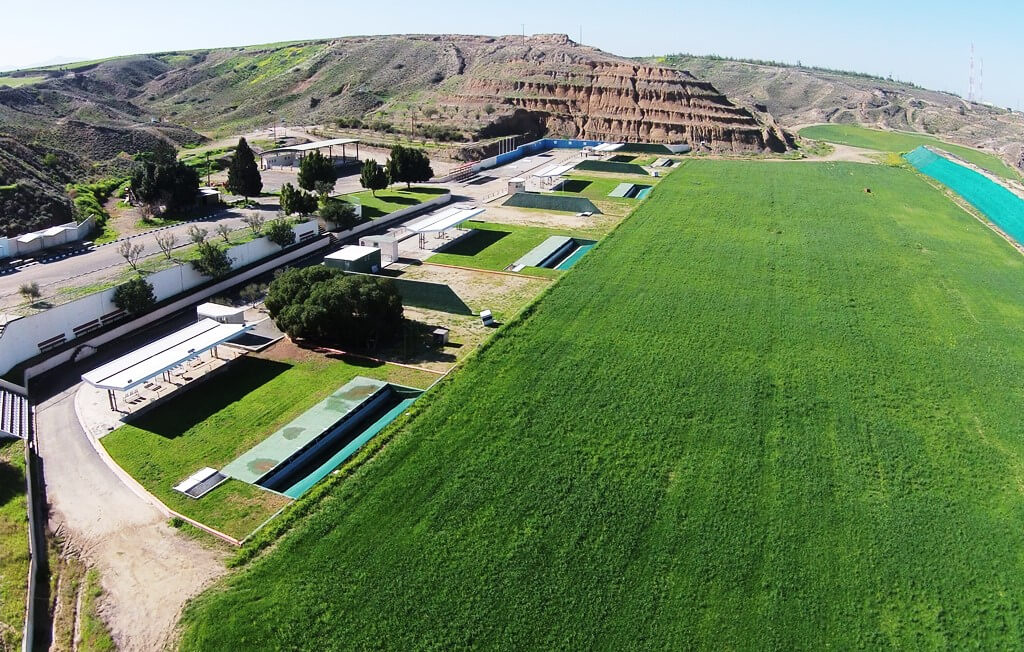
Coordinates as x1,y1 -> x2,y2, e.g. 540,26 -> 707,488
0,438 -> 28,651
342,186 -> 448,220
427,220 -> 581,275
180,159 -> 1024,647
102,356 -> 436,539
800,124 -> 1020,180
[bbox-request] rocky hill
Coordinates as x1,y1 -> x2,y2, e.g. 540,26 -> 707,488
654,54 -> 1024,172
138,34 -> 788,151
0,35 -> 787,234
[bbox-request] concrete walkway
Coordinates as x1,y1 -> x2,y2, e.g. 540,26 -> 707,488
35,377 -> 227,650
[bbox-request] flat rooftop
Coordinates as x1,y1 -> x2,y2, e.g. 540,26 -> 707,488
326,245 -> 380,261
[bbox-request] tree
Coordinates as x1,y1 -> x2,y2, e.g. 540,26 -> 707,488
359,158 -> 389,196
225,137 -> 263,198
187,225 -> 208,244
19,282 -> 40,302
117,238 -> 144,271
155,231 -> 177,259
216,223 -> 232,244
265,268 -> 403,346
297,150 -> 336,191
242,211 -> 266,235
191,241 -> 232,278
386,145 -> 434,189
239,282 -> 266,306
113,276 -> 156,315
319,198 -> 361,230
265,219 -> 296,248
130,145 -> 200,213
279,183 -> 318,216
314,179 -> 334,199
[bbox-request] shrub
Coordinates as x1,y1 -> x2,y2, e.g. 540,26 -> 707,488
113,276 -> 156,315
191,241 -> 232,278
265,219 -> 296,248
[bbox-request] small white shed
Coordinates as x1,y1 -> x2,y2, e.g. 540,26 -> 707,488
196,302 -> 246,324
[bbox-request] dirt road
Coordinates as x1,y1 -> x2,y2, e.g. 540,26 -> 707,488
36,385 -> 226,651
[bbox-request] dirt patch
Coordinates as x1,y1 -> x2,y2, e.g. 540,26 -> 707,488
475,203 -> 620,236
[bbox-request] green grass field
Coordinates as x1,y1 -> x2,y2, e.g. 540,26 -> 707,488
0,75 -> 45,88
181,159 -> 1024,648
343,186 -> 448,220
427,221 -> 577,273
551,174 -> 659,202
800,124 -> 1020,180
0,438 -> 28,651
102,355 -> 436,539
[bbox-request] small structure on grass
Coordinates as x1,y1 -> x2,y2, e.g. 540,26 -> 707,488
508,177 -> 526,195
324,245 -> 382,273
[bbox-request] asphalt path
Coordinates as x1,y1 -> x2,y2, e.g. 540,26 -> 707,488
0,198 -> 282,306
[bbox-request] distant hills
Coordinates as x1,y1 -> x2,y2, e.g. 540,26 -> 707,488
2,36 -> 1022,236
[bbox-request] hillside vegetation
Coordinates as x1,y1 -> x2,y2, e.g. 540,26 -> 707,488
180,160 -> 1024,648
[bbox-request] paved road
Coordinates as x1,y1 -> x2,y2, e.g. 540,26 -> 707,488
33,316 -> 227,651
0,199 -> 282,308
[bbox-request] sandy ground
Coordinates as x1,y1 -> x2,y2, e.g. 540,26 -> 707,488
36,385 -> 227,651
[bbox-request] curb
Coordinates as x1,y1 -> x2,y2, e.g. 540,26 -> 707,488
72,385 -> 242,546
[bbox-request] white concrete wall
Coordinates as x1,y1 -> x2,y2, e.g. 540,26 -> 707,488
0,221 -> 319,377
0,217 -> 96,260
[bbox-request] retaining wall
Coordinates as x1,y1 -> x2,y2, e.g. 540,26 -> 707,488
0,221 -> 320,380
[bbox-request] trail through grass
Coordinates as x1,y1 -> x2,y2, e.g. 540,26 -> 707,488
800,124 -> 1020,180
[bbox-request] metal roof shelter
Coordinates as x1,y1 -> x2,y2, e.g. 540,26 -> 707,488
405,205 -> 485,249
533,163 -> 577,179
81,319 -> 250,395
593,143 -> 624,152
259,138 -> 360,169
406,206 -> 485,234
260,137 -> 360,154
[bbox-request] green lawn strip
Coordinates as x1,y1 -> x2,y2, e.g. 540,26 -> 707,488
427,220 -> 579,272
181,160 -> 1024,649
342,186 -> 448,220
101,356 -> 436,539
800,124 -> 1020,180
0,439 -> 28,651
551,174 -> 658,202
0,76 -> 46,88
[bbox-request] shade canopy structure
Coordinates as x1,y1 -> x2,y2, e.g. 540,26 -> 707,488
81,319 -> 250,392
260,138 -> 360,155
533,163 -> 577,179
593,143 -> 624,152
406,206 -> 485,234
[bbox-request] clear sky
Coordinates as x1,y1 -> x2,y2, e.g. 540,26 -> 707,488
2,0 -> 1021,108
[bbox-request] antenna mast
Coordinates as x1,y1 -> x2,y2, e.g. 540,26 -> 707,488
968,43 -> 975,102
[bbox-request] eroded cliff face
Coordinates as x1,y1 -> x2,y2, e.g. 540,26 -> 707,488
451,36 -> 790,152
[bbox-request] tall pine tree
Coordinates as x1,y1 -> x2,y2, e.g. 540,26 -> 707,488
359,159 -> 389,197
297,150 -> 337,191
226,137 -> 263,198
